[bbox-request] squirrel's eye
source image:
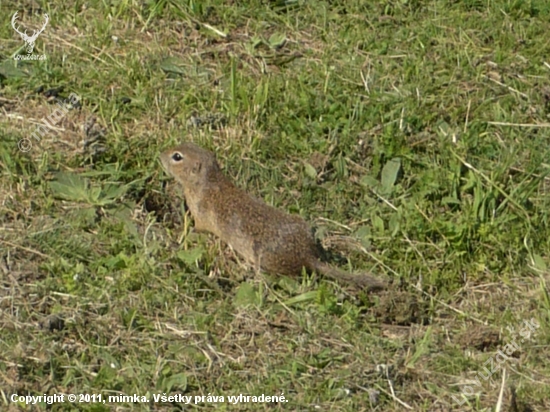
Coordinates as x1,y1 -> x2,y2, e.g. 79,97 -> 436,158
172,152 -> 183,162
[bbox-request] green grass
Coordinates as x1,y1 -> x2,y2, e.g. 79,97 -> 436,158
1,0 -> 550,410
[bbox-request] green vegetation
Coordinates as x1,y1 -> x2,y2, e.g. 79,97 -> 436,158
1,0 -> 550,410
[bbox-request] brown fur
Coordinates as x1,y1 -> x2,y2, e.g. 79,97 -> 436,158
160,142 -> 386,291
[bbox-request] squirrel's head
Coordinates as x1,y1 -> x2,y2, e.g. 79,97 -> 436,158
160,142 -> 220,186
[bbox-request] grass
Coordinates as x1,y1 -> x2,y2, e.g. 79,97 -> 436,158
1,0 -> 550,410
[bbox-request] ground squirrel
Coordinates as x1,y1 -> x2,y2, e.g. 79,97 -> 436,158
160,142 -> 386,291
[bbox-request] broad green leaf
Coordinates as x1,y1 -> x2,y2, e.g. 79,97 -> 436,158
89,186 -> 103,203
249,36 -> 262,49
176,247 -> 205,266
354,226 -> 372,249
72,206 -> 97,226
101,183 -> 129,204
304,162 -> 317,179
442,196 -> 461,205
108,204 -> 139,240
104,253 -> 129,270
234,282 -> 261,307
276,276 -> 300,293
389,213 -> 400,236
268,33 -> 286,48
49,172 -> 90,202
283,290 -> 317,306
372,215 -> 385,234
360,175 -> 379,188
532,254 -> 547,271
160,57 -> 186,75
406,326 -> 432,368
0,60 -> 29,78
381,157 -> 401,192
161,373 -> 187,393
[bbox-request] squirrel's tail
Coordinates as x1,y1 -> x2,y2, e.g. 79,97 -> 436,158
311,260 -> 386,291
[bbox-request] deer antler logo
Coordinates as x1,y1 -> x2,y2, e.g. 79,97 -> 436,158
11,11 -> 49,54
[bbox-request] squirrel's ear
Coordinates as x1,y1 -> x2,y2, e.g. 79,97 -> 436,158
191,161 -> 202,174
